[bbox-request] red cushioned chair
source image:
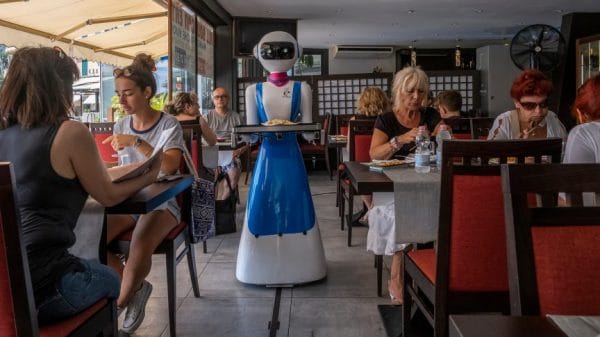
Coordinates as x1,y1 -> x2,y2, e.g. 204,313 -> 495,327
403,138 -> 563,337
0,162 -> 118,337
115,123 -> 201,337
338,119 -> 376,246
89,123 -> 117,165
502,163 -> 600,316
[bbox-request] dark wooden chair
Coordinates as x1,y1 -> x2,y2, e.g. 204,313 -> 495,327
0,162 -> 118,337
180,121 -> 210,253
323,113 -> 335,179
501,163 -> 600,316
114,124 -> 201,337
335,114 -> 355,137
470,117 -> 495,140
299,115 -> 332,175
402,138 -> 563,337
448,117 -> 472,139
338,119 -> 376,246
244,144 -> 260,185
89,122 -> 117,165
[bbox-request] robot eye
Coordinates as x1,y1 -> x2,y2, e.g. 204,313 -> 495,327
260,41 -> 295,60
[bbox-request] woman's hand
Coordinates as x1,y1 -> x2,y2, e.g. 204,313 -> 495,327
396,127 -> 419,145
102,134 -> 137,151
233,144 -> 249,158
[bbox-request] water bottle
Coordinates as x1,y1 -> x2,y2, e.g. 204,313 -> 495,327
436,124 -> 452,169
415,126 -> 431,173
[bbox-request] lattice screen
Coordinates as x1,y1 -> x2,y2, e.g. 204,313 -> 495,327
316,76 -> 389,116
427,70 -> 480,114
236,71 -> 479,120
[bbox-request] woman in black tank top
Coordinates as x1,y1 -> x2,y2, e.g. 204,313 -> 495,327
0,47 -> 160,325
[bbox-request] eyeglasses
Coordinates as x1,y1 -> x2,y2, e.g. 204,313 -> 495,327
113,67 -> 134,77
519,100 -> 548,110
213,95 -> 228,100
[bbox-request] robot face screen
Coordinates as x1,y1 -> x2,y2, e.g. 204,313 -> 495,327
260,42 -> 296,60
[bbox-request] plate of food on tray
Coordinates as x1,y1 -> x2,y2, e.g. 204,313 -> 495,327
367,159 -> 407,167
262,119 -> 298,126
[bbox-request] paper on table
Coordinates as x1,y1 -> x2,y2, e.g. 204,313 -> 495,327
109,126 -> 176,183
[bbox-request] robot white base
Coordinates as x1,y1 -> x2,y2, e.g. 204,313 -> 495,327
235,216 -> 327,285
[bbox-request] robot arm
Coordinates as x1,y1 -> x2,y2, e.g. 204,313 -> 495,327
300,82 -> 316,142
245,84 -> 258,125
243,84 -> 260,144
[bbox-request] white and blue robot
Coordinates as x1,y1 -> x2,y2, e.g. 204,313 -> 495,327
235,31 -> 327,285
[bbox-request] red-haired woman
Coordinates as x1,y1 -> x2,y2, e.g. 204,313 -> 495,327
488,69 -> 566,140
564,74 -> 600,164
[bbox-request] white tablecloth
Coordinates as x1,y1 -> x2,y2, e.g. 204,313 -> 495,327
68,197 -> 105,261
366,167 -> 440,255
203,145 -> 233,169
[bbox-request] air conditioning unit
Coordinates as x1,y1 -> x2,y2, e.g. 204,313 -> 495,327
333,45 -> 394,59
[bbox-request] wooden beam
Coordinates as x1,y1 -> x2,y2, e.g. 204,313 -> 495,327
94,31 -> 167,52
53,11 -> 168,41
0,18 -> 134,61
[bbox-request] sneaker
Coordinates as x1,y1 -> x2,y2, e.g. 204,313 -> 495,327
121,280 -> 153,333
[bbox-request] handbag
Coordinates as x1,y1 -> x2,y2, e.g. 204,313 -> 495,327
214,170 -> 237,234
182,146 -> 216,243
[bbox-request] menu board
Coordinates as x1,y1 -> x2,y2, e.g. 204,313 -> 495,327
171,0 -> 196,94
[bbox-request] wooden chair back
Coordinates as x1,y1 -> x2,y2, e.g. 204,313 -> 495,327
502,163 -> 600,316
449,117 -> 472,139
438,138 -> 562,292
348,119 -> 375,162
0,163 -> 38,336
470,117 -> 494,140
88,122 -> 117,163
336,114 -> 355,136
1,163 -> 118,337
405,138 -> 562,337
179,120 -> 204,178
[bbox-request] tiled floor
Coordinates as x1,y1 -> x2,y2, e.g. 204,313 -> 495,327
129,171 -> 395,337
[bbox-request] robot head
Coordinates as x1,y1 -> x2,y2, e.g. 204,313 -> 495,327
254,31 -> 302,73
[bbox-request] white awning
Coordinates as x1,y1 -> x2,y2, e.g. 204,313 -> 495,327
0,0 -> 168,67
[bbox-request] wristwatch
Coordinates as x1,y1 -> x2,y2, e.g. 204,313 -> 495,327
133,136 -> 143,148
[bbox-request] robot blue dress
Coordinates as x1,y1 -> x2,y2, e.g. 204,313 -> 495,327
246,81 -> 316,236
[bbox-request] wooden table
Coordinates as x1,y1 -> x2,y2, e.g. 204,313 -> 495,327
342,162 -> 394,246
328,135 -> 347,175
106,175 -> 193,214
74,176 -> 192,263
449,315 -> 568,337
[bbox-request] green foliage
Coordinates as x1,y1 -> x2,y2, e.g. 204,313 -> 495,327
111,95 -> 126,121
300,55 -> 314,68
110,92 -> 169,121
150,92 -> 169,111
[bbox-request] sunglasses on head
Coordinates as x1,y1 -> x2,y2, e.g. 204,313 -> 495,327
519,100 -> 548,110
53,46 -> 66,59
113,67 -> 134,77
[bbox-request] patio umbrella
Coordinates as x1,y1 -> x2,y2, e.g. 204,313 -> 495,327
0,0 -> 168,66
